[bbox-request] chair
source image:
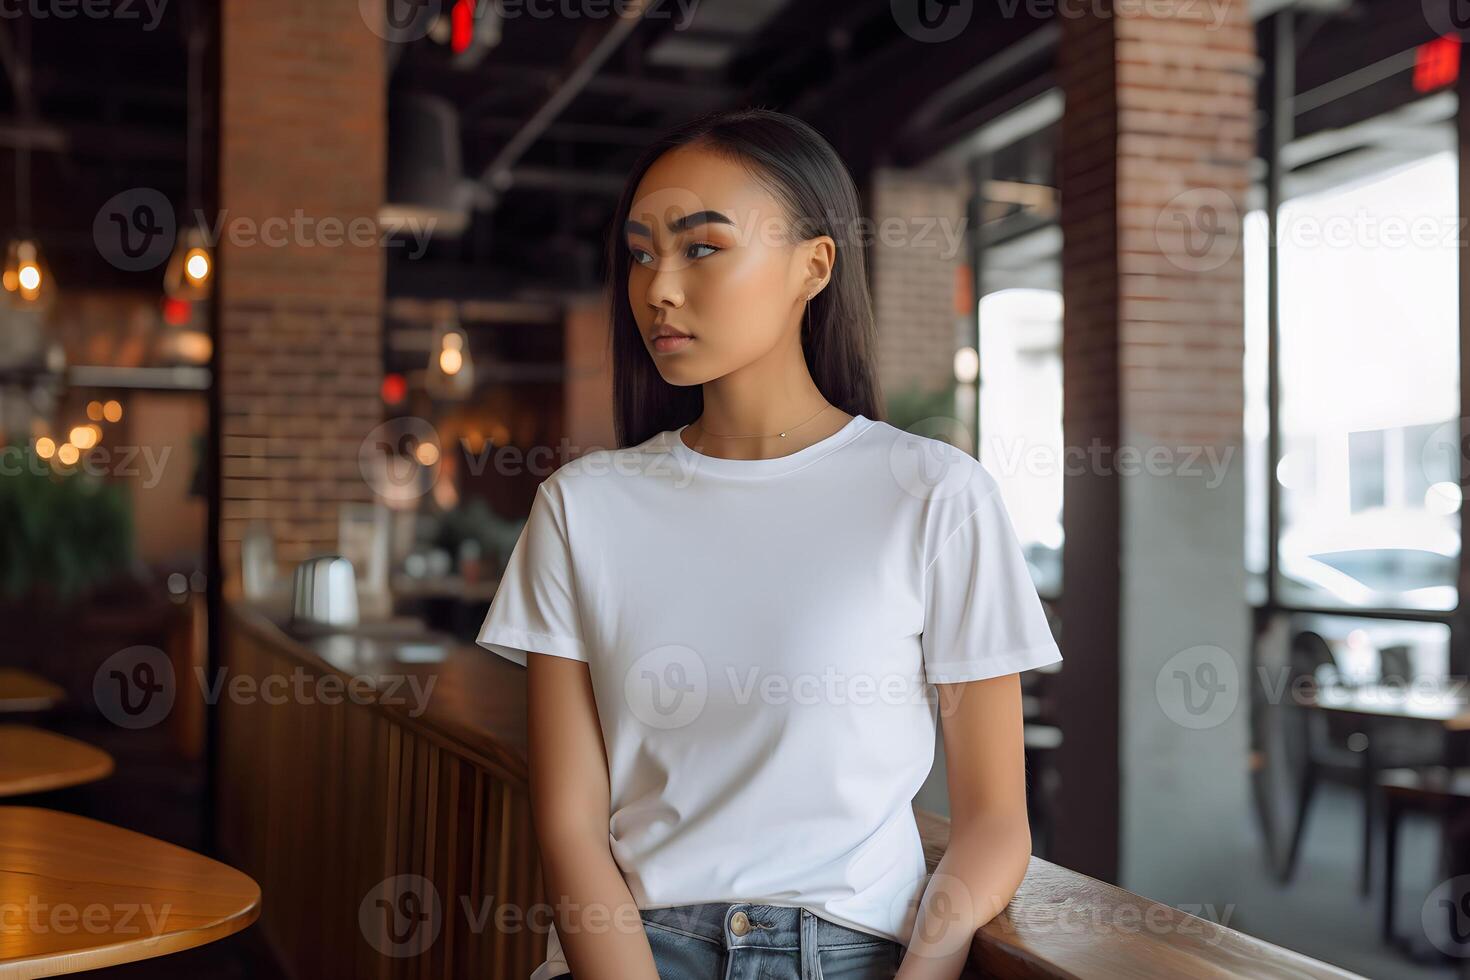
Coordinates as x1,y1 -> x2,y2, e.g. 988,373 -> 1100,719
1282,631 -> 1445,896
1379,644 -> 1414,685
1379,766 -> 1470,952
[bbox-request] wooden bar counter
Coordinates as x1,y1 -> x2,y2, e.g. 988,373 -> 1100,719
220,598 -> 1363,980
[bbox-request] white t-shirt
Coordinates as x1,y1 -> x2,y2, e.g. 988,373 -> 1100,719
476,413 -> 1062,980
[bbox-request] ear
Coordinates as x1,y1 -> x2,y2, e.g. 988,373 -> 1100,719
803,235 -> 836,298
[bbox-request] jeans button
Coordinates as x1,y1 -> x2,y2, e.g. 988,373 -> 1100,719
729,910 -> 750,936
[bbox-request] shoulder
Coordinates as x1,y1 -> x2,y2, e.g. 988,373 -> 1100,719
536,429 -> 677,503
859,418 -> 998,509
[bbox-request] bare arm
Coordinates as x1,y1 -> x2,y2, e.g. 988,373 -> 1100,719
895,673 -> 1035,980
526,653 -> 659,980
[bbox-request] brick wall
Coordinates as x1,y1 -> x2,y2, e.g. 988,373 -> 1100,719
1054,0 -> 1253,883
217,0 -> 385,583
870,168 -> 968,400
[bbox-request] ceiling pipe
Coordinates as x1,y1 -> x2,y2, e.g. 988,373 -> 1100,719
476,0 -> 656,212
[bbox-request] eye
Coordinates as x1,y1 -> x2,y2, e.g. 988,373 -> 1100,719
687,242 -> 719,260
629,245 -> 653,266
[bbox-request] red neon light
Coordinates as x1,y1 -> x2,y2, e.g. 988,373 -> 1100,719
1414,36 -> 1460,93
451,0 -> 474,54
162,296 -> 191,326
381,373 -> 407,406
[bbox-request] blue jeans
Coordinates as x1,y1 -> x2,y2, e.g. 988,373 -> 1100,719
561,901 -> 904,979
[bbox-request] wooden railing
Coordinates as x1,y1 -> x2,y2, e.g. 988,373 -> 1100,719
220,599 -> 1367,980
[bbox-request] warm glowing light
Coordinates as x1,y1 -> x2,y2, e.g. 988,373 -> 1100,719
17,262 -> 40,293
87,401 -> 104,421
103,400 -> 123,423
70,425 -> 99,450
439,348 -> 463,375
443,332 -> 463,351
185,248 -> 211,282
414,441 -> 440,466
34,437 -> 55,459
56,443 -> 79,465
173,330 -> 211,362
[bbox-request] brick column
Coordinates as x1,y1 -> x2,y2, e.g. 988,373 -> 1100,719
870,168 -> 967,402
217,0 -> 385,584
1055,0 -> 1253,892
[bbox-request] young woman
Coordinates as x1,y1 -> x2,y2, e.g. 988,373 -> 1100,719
477,107 -> 1062,980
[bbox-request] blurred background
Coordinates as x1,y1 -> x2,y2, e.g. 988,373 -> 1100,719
0,0 -> 1467,978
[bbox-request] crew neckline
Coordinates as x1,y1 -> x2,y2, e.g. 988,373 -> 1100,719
668,413 -> 873,478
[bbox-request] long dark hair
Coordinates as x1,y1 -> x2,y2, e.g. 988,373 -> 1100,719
606,107 -> 885,448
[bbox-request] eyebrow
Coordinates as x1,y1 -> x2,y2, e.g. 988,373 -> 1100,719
624,210 -> 735,239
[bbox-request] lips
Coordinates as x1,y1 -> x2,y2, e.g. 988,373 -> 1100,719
651,322 -> 694,354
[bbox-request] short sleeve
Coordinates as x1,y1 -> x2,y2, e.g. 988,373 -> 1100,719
476,482 -> 588,667
920,485 -> 1063,684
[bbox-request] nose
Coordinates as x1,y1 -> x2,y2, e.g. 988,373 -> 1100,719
643,262 -> 685,311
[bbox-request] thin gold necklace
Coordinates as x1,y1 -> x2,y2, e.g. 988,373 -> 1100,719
689,403 -> 834,441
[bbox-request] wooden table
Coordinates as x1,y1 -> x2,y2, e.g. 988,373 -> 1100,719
1310,682 -> 1470,729
0,807 -> 261,978
1293,682 -> 1470,896
0,671 -> 63,714
0,727 -> 114,798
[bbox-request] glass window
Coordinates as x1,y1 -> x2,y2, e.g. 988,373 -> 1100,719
979,287 -> 1063,597
1247,150 -> 1460,612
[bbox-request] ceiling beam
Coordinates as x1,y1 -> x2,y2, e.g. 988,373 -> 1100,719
476,0 -> 656,200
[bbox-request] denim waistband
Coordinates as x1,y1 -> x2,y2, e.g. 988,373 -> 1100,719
638,902 -> 899,952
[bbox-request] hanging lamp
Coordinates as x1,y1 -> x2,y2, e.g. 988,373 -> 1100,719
164,5 -> 212,302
